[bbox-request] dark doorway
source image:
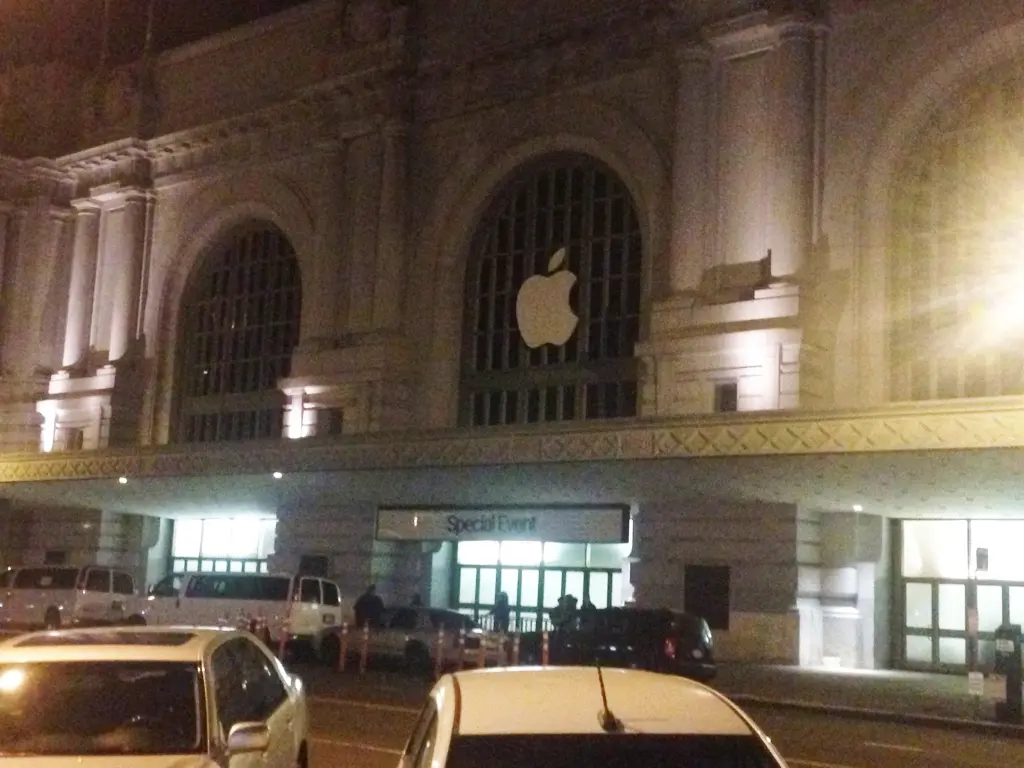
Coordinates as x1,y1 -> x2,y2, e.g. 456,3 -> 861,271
684,564 -> 731,630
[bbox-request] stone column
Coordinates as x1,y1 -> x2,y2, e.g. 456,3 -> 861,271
373,121 -> 408,330
669,47 -> 713,295
768,22 -> 819,278
108,192 -> 148,363
62,202 -> 102,369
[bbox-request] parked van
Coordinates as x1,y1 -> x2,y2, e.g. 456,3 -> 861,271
0,565 -> 146,630
144,571 -> 350,663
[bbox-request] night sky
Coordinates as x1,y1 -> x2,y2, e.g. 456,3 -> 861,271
0,0 -> 312,68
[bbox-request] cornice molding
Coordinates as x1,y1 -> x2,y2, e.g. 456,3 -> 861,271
1,399 -> 1023,483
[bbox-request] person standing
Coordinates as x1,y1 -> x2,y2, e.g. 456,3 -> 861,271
490,591 -> 511,632
354,584 -> 384,628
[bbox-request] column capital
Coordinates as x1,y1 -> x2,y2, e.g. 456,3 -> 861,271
71,199 -> 103,216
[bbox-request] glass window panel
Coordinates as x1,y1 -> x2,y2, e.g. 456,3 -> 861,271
457,541 -> 500,566
186,559 -> 199,572
564,570 -> 585,602
259,562 -> 269,574
200,560 -> 214,572
543,542 -> 586,567
905,582 -> 933,629
542,570 -> 564,609
500,541 -> 542,566
588,572 -> 609,609
478,568 -> 497,606
970,520 -> 1024,580
214,560 -> 229,573
902,520 -> 968,579
588,542 -> 630,569
519,569 -> 539,608
937,583 -> 965,631
459,568 -> 478,605
257,519 -> 277,559
938,637 -> 966,665
977,585 -> 1004,632
611,572 -> 624,606
244,561 -> 258,574
1010,587 -> 1024,626
172,519 -> 202,558
905,634 -> 933,664
499,568 -> 520,604
172,559 -> 185,572
978,639 -> 996,669
200,518 -> 260,559
229,561 -> 243,573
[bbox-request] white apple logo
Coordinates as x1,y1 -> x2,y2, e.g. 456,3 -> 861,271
515,247 -> 579,349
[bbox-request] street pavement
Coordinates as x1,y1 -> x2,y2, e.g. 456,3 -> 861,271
304,685 -> 1024,768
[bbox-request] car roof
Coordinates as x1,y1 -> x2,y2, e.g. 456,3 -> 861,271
441,667 -> 755,737
0,625 -> 241,664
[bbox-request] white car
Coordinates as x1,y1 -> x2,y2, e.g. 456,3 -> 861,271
366,606 -> 506,673
0,625 -> 309,767
397,666 -> 789,767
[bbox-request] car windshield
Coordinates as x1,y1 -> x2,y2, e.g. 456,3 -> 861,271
447,734 -> 780,768
0,661 -> 203,757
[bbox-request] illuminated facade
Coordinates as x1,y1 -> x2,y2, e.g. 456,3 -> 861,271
1,0 -> 1024,670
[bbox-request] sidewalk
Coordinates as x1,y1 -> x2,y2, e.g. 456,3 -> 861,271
711,663 -> 992,722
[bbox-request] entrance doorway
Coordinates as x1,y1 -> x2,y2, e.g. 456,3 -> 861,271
453,540 -> 629,630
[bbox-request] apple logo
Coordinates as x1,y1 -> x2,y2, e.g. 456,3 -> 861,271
515,247 -> 579,349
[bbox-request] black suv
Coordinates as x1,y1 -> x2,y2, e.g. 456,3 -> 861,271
518,607 -> 716,682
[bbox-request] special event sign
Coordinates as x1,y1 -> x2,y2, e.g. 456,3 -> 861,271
375,506 -> 629,543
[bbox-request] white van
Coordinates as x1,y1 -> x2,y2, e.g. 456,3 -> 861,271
0,565 -> 146,630
143,571 -> 350,663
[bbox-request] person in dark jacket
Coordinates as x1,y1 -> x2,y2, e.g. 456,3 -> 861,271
353,584 -> 384,628
489,591 -> 511,633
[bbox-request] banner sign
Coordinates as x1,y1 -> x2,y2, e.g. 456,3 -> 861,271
375,506 -> 629,543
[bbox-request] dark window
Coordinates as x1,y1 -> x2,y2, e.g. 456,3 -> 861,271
460,155 -> 643,426
298,554 -> 329,577
402,699 -> 440,768
299,578 -> 321,604
43,551 -> 67,565
176,226 -> 301,443
112,572 -> 135,595
714,381 -> 738,412
184,575 -> 290,601
83,569 -> 110,593
211,638 -> 288,732
150,573 -> 184,598
0,570 -> 11,588
0,661 -> 203,756
446,734 -> 778,768
322,581 -> 341,607
684,565 -> 731,631
12,568 -> 78,590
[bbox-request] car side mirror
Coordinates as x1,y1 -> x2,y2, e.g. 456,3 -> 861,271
226,722 -> 271,755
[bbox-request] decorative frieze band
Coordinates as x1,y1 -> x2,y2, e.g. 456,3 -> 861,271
1,401 -> 1023,483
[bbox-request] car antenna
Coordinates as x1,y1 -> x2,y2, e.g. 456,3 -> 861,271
595,664 -> 624,733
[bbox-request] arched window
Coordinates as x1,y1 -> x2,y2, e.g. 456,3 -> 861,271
889,66 -> 1024,401
460,154 -> 643,426
176,225 -> 301,442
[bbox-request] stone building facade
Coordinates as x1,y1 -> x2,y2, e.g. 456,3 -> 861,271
1,0 -> 1024,670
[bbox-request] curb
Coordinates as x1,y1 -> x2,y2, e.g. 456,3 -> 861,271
727,693 -> 1024,738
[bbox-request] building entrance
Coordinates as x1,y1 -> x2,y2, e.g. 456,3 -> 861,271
454,539 -> 627,630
